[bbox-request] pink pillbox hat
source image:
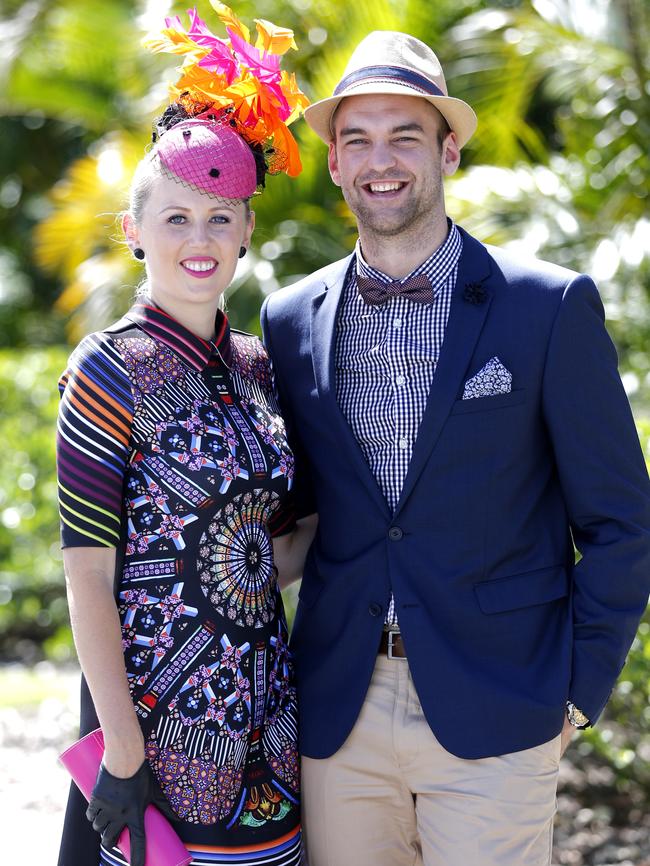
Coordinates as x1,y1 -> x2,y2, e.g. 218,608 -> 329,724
155,119 -> 257,199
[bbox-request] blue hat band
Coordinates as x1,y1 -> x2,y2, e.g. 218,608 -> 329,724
334,65 -> 445,97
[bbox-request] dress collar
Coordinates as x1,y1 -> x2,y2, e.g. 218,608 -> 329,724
124,302 -> 232,371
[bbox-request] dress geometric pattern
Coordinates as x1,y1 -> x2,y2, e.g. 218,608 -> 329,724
57,302 -> 301,866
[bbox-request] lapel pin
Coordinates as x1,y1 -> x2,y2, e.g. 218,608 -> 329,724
463,282 -> 488,305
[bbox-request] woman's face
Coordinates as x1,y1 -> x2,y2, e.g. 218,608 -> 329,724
125,172 -> 253,319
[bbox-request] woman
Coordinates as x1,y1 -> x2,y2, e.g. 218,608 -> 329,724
56,8 -> 313,866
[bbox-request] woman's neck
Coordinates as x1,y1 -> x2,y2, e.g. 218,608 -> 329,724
146,294 -> 221,342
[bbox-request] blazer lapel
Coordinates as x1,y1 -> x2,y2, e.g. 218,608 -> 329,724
311,255 -> 392,518
394,232 -> 494,517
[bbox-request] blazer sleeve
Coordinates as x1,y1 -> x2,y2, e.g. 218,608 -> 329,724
261,295 -> 317,520
542,274 -> 650,723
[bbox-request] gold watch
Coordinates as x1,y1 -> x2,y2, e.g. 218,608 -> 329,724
566,701 -> 590,729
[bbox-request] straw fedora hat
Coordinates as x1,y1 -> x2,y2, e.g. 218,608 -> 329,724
304,31 -> 477,148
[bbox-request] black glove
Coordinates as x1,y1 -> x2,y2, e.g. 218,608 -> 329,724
86,760 -> 176,866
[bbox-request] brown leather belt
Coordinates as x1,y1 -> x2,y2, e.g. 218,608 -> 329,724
378,630 -> 407,659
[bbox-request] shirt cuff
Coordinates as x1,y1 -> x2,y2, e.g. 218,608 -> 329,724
566,701 -> 591,728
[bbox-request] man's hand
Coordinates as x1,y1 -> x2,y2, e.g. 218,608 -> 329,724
560,716 -> 576,756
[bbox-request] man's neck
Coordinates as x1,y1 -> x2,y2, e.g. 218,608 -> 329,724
357,215 -> 450,279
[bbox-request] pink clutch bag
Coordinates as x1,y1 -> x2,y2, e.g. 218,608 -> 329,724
59,728 -> 191,866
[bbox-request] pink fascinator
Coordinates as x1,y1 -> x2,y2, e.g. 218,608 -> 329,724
155,118 -> 257,200
143,3 -> 309,198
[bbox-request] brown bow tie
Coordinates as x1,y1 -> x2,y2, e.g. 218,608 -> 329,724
357,274 -> 433,306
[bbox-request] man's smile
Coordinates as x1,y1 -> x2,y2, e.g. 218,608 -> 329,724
361,180 -> 409,198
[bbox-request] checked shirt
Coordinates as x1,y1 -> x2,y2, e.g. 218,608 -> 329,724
335,221 -> 463,627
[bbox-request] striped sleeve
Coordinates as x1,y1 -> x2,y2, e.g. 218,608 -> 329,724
56,332 -> 134,548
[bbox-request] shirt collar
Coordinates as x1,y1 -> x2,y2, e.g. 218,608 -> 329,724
124,302 -> 232,371
355,218 -> 462,290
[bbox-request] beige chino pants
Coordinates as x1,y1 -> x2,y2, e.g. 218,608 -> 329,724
302,655 -> 560,866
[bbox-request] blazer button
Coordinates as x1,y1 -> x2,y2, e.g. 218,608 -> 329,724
388,526 -> 403,541
368,602 -> 383,617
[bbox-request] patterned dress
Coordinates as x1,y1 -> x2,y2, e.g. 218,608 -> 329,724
56,302 -> 301,866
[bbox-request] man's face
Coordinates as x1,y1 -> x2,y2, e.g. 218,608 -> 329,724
328,94 -> 460,238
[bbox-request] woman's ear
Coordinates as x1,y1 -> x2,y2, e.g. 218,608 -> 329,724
245,209 -> 256,246
122,212 -> 139,248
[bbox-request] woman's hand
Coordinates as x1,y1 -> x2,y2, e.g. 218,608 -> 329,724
87,760 -> 176,866
272,513 -> 318,588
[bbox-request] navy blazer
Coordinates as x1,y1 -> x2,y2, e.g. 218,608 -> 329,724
261,228 -> 650,760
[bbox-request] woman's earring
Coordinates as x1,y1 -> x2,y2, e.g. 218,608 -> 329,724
238,246 -> 247,259
133,248 -> 145,260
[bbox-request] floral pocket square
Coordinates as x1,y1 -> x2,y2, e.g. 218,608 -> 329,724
462,357 -> 512,399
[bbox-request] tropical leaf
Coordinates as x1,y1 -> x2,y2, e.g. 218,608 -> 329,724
31,130 -> 145,336
1,0 -> 162,130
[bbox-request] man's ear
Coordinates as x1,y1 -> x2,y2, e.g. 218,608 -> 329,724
441,132 -> 461,177
328,141 -> 342,187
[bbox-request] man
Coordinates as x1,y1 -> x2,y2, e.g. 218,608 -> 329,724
261,30 -> 650,866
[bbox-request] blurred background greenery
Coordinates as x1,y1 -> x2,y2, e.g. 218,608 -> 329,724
0,0 -> 649,834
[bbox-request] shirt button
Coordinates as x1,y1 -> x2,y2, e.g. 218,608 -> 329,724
368,602 -> 383,617
393,318 -> 402,329
398,437 -> 409,450
388,526 -> 403,541
395,375 -> 406,386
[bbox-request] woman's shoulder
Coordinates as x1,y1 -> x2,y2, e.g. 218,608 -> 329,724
74,317 -> 169,371
104,315 -> 159,356
230,329 -> 274,391
60,319 -> 143,395
63,328 -> 122,376
230,327 -> 265,352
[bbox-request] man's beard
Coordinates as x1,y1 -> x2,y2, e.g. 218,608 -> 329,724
350,197 -> 424,238
343,180 -> 440,239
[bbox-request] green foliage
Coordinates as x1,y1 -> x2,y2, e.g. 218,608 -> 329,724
444,0 -> 650,404
0,345 -> 71,663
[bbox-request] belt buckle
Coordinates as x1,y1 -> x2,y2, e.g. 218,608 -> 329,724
387,630 -> 406,661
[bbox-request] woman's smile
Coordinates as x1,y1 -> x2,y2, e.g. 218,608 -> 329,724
180,256 -> 218,278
